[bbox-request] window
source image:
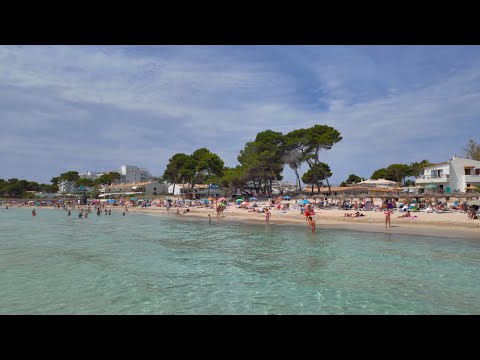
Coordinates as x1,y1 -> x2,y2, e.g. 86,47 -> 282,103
465,169 -> 471,175
476,169 -> 480,175
431,170 -> 442,178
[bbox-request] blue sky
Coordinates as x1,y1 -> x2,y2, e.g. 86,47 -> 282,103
1,45 -> 480,185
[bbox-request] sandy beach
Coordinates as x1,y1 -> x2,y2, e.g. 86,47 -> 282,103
115,201 -> 480,240
6,198 -> 479,240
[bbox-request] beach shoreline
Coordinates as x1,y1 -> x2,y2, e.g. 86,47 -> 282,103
6,202 -> 479,240
116,205 -> 480,240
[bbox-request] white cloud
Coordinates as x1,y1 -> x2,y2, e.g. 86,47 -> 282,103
1,45 -> 480,185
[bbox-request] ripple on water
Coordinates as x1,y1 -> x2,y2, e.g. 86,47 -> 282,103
1,207 -> 480,314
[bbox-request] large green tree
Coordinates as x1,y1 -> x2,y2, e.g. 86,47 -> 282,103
189,148 -> 225,188
163,149 -> 224,197
285,124 -> 342,194
0,178 -> 57,197
371,164 -> 413,185
463,139 -> 480,160
282,150 -> 303,192
339,174 -> 364,187
59,171 -> 80,183
75,178 -> 94,188
162,153 -> 191,196
96,172 -> 121,186
302,163 -> 332,190
409,160 -> 431,177
237,130 -> 285,195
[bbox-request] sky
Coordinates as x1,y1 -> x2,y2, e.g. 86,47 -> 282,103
1,45 -> 480,185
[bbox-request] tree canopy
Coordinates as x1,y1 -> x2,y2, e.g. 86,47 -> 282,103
339,174 -> 364,187
0,178 -> 58,197
463,139 -> 480,160
370,160 -> 432,185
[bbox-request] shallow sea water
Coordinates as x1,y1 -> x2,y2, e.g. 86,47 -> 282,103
1,207 -> 480,314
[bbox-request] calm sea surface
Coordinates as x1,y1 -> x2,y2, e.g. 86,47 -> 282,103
1,207 -> 480,314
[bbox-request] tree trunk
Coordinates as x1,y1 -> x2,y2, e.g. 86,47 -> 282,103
294,168 -> 301,194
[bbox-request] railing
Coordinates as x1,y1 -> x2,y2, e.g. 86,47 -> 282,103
418,175 -> 449,179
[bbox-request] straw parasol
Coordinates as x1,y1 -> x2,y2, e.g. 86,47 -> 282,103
465,185 -> 479,192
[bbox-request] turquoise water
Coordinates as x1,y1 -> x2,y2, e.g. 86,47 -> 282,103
1,207 -> 480,314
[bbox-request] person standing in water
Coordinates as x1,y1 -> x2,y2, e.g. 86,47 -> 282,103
308,216 -> 316,233
208,213 -> 212,225
265,208 -> 271,224
384,209 -> 392,228
68,210 -> 71,216
32,209 -> 36,216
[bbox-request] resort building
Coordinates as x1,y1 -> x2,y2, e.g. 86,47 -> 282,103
57,180 -> 77,195
355,179 -> 399,188
167,184 -> 223,199
415,155 -> 480,193
117,165 -> 151,184
99,181 -> 167,198
79,171 -> 103,180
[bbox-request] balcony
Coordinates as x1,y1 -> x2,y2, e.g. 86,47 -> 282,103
415,174 -> 449,183
465,174 -> 480,182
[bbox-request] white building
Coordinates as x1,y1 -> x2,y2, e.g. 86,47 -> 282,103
167,183 -> 223,198
415,155 -> 480,193
100,181 -> 167,197
355,179 -> 399,188
58,180 -> 76,195
79,171 -> 103,180
117,165 -> 151,184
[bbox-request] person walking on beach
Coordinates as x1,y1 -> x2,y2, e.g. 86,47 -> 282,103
265,208 -> 271,224
384,209 -> 392,227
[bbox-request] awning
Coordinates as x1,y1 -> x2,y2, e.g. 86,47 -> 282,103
464,165 -> 475,168
132,186 -> 138,189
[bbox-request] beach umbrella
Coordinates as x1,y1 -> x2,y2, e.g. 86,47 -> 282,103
236,198 -> 244,202
130,197 -> 136,201
283,195 -> 291,199
302,199 -> 310,205
249,197 -> 258,201
108,199 -> 116,203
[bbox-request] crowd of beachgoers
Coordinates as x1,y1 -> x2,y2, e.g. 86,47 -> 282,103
2,195 -> 480,238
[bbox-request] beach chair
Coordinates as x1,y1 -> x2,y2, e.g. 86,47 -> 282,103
362,202 -> 373,211
408,204 -> 420,212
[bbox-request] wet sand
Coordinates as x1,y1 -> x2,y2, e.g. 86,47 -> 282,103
121,204 -> 480,240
